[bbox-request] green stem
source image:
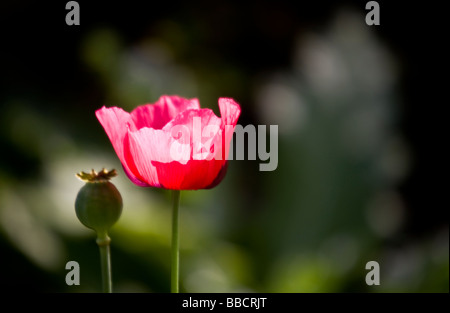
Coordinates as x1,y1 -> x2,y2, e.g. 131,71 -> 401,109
171,190 -> 181,293
96,232 -> 112,293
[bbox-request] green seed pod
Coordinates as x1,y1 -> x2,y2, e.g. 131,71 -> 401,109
75,169 -> 123,234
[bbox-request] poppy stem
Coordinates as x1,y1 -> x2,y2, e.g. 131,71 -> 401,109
96,232 -> 112,293
171,190 -> 181,293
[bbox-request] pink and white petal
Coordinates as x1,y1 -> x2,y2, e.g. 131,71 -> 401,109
121,163 -> 151,187
127,127 -> 180,187
162,108 -> 221,134
96,106 -> 130,160
162,108 -> 222,161
218,98 -> 241,127
130,95 -> 200,130
157,95 -> 200,113
95,106 -> 145,184
218,98 -> 241,160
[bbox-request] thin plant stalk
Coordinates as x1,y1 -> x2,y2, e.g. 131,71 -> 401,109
97,232 -> 112,293
171,190 -> 181,293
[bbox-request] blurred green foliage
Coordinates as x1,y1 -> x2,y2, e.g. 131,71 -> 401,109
0,1 -> 447,293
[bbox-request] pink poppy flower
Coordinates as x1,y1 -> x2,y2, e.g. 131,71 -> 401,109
96,95 -> 241,190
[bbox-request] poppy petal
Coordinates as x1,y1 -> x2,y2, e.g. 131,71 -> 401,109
127,127 -> 180,187
95,106 -> 147,185
152,159 -> 225,190
163,108 -> 222,161
130,95 -> 200,130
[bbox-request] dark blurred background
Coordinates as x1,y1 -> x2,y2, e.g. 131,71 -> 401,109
0,1 -> 447,292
